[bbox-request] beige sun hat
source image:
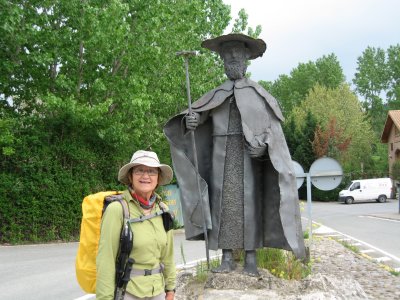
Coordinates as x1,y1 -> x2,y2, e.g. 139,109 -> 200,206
118,150 -> 173,186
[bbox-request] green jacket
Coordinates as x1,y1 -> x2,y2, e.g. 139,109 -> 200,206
96,190 -> 176,299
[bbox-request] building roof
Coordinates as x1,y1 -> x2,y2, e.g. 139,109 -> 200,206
381,110 -> 400,143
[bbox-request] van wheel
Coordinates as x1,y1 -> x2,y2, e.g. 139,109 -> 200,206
345,197 -> 354,204
378,195 -> 387,203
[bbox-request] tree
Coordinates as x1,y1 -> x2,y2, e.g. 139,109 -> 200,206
391,160 -> 400,182
312,117 -> 351,158
260,54 -> 345,114
387,44 -> 400,110
283,111 -> 318,171
352,44 -> 400,136
292,84 -> 375,173
353,46 -> 389,136
231,8 -> 261,38
0,0 -> 233,243
294,111 -> 318,170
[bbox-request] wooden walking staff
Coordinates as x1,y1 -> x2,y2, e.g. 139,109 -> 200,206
176,50 -> 210,269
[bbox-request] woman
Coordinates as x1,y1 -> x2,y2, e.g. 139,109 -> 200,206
96,150 -> 176,300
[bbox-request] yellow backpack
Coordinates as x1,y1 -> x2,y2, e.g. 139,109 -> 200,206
75,191 -> 131,294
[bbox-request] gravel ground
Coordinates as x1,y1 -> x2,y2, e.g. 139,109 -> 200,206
174,236 -> 400,299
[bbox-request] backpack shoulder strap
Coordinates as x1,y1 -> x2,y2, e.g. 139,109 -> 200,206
129,210 -> 163,224
158,201 -> 169,212
118,198 -> 130,220
128,201 -> 169,224
104,193 -> 129,219
128,201 -> 174,232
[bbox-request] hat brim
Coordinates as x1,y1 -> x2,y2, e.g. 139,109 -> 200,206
118,162 -> 173,186
201,33 -> 266,60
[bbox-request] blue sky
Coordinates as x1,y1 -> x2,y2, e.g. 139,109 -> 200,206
223,0 -> 400,84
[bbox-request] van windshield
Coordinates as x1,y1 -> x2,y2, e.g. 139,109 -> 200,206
345,182 -> 354,189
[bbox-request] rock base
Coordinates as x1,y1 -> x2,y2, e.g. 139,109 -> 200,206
175,266 -> 368,300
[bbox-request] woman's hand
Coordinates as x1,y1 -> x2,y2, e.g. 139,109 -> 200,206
165,291 -> 175,300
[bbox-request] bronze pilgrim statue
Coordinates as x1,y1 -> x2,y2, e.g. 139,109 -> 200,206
164,33 -> 306,276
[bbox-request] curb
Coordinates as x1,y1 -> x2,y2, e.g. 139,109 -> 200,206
312,223 -> 400,273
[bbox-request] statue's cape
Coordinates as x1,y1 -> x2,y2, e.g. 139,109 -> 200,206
164,78 -> 306,258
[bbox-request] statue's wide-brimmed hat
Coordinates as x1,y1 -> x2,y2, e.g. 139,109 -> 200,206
201,33 -> 267,60
118,150 -> 173,186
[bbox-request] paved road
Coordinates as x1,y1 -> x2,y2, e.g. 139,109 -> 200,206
1,199 -> 398,299
303,198 -> 400,269
0,242 -> 83,300
0,232 -> 217,300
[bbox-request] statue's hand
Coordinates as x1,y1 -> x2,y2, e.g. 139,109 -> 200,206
185,112 -> 200,130
245,141 -> 267,158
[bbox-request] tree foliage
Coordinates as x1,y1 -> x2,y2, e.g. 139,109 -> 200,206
391,160 -> 400,182
353,45 -> 400,136
1,0 -> 396,241
231,8 -> 261,38
283,111 -> 317,171
260,54 -> 345,114
292,84 -> 375,174
312,118 -> 351,158
387,45 -> 400,109
0,0 -> 232,243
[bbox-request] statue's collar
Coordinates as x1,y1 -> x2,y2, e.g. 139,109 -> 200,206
219,78 -> 251,90
233,78 -> 252,88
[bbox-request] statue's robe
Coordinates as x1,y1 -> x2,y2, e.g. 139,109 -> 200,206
164,78 -> 306,258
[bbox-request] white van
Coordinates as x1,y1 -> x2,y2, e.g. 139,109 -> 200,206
338,178 -> 394,204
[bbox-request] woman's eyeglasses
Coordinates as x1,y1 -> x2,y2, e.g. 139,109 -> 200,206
133,168 -> 159,176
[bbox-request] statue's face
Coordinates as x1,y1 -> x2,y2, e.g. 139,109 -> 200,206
220,41 -> 250,80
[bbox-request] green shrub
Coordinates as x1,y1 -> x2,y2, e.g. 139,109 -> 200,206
391,160 -> 400,182
256,248 -> 311,280
0,114 -> 124,244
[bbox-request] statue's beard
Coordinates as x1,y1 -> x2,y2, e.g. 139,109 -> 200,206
224,62 -> 247,80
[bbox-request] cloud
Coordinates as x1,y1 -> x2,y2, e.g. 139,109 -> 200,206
224,0 -> 400,83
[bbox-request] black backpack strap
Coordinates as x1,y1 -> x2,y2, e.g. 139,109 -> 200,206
158,201 -> 175,232
113,194 -> 134,300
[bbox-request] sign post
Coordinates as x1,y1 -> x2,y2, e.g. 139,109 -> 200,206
398,183 -> 400,214
293,157 -> 343,241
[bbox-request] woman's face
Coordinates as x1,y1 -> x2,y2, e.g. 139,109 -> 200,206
130,165 -> 159,197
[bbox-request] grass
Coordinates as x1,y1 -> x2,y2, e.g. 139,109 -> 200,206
172,219 -> 184,230
309,233 -> 400,279
256,248 -> 311,280
195,257 -> 221,283
193,247 -> 311,282
339,240 -> 360,254
380,264 -> 400,276
192,201 -> 311,282
180,242 -> 186,265
338,239 -> 400,277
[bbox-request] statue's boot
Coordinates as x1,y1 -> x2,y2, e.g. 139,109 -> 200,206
243,250 -> 260,277
212,249 -> 236,273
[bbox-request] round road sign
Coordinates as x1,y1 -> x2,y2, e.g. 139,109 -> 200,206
309,157 -> 343,191
292,160 -> 305,189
